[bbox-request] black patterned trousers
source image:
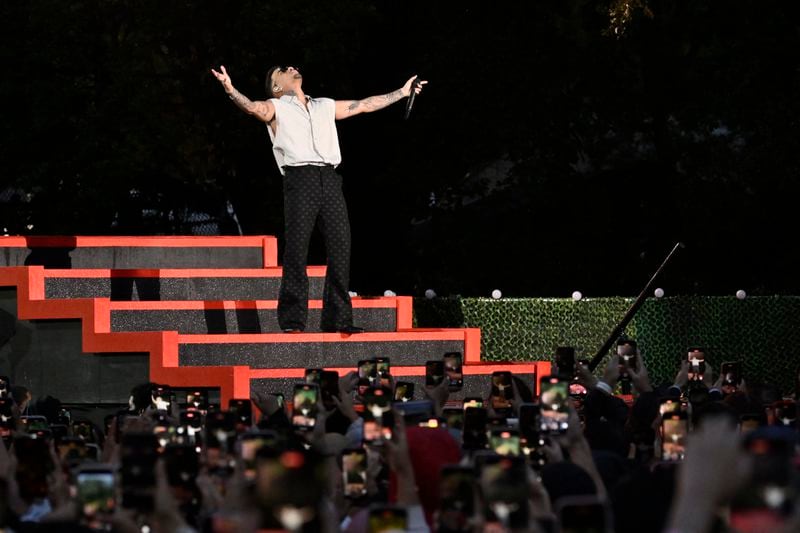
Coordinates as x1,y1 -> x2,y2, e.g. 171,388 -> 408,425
278,165 -> 353,331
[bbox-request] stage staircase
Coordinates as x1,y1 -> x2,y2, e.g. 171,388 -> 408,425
0,237 -> 547,407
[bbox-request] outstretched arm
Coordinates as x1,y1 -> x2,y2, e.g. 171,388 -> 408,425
335,75 -> 427,120
211,65 -> 275,123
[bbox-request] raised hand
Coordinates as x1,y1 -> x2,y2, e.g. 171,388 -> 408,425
211,65 -> 233,93
400,75 -> 428,97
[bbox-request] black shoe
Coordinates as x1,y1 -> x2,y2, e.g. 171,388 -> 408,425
322,325 -> 365,334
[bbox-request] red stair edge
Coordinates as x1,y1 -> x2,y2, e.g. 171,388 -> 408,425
0,235 -> 279,268
0,266 -> 480,405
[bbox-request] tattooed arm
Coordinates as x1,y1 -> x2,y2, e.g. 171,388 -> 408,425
335,75 -> 427,120
211,65 -> 275,123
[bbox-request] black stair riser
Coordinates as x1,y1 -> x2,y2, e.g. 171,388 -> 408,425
250,372 -> 538,402
2,247 -> 265,269
111,308 -> 397,334
46,277 -> 325,301
179,340 -> 466,368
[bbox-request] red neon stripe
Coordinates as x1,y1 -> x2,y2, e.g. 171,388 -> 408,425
109,297 -> 402,311
42,266 -> 327,278
249,363 -> 539,379
178,329 -> 469,344
0,236 -> 275,248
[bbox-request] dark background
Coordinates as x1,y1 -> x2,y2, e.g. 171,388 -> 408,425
1,0 -> 798,297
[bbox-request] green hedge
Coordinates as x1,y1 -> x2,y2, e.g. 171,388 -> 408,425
414,296 -> 800,395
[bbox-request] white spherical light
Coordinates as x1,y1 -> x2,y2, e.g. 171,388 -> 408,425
425,289 -> 437,299
736,289 -> 747,300
571,290 -> 583,301
491,289 -> 502,299
383,289 -> 396,297
654,287 -> 665,298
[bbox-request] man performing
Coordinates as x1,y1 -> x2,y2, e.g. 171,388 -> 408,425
211,65 -> 426,334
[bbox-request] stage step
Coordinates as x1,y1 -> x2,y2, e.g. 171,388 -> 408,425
176,330 -> 480,370
109,298 -> 412,334
249,362 -> 549,401
0,236 -> 277,269
42,268 -> 325,301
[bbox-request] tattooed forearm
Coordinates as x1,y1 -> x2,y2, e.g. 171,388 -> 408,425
228,88 -> 259,114
357,89 -> 405,113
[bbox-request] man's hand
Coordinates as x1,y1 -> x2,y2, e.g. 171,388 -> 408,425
211,65 -> 234,93
628,351 -> 653,393
400,75 -> 428,98
601,354 -> 622,390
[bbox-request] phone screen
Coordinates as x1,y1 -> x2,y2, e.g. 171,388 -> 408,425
358,359 -> 377,384
463,397 -> 483,410
555,346 -> 576,377
14,435 -> 53,500
438,466 -> 475,532
186,390 -> 208,412
687,348 -> 706,381
76,469 -> 116,528
425,361 -> 445,387
721,362 -> 742,394
443,407 -> 464,430
539,376 -> 569,434
489,429 -> 521,456
320,370 -> 340,410
394,381 -> 414,402
164,443 -> 199,487
305,368 -> 323,385
444,352 -> 464,391
659,399 -> 682,416
375,358 -> 391,388
490,372 -> 513,412
661,414 -> 688,461
0,398 -> 14,440
462,407 -> 488,450
151,386 -> 171,411
120,433 -> 158,511
238,431 -> 279,481
363,388 -> 393,444
292,384 -> 319,430
480,455 -> 529,529
342,448 -> 368,498
368,506 -> 408,533
228,399 -> 252,428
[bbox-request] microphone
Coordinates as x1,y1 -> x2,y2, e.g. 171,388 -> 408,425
404,77 -> 421,120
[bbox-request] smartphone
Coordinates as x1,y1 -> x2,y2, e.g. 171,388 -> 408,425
342,448 -> 368,498
120,432 -> 158,511
358,359 -> 377,384
57,436 -> 89,466
19,415 -> 49,433
539,375 -> 569,434
228,398 -> 253,428
462,406 -> 488,450
740,413 -> 762,434
393,381 -> 415,403
443,352 -> 464,391
687,347 -> 706,381
425,360 -> 445,387
238,430 -> 280,480
490,371 -> 514,414
205,411 -> 238,460
395,399 -> 434,426
463,397 -> 483,410
659,398 -> 682,416
518,403 -> 539,442
617,339 -> 638,368
292,383 -> 319,430
163,442 -> 199,487
0,397 -> 14,441
368,505 -> 408,533
489,428 -> 521,456
480,455 -> 529,529
375,357 -> 391,388
555,346 -> 576,378
438,465 -> 476,532
661,412 -> 688,461
0,376 -> 9,398
556,495 -> 613,533
721,361 -> 742,394
731,430 -> 797,526
13,434 -> 53,500
363,387 -> 393,444
151,385 -> 171,411
305,368 -> 323,386
70,419 -> 97,443
76,465 -> 116,529
442,407 -> 464,430
186,389 -> 208,412
767,400 -> 797,428
320,370 -> 340,410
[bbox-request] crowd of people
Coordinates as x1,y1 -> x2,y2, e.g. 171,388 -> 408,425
0,340 -> 799,533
